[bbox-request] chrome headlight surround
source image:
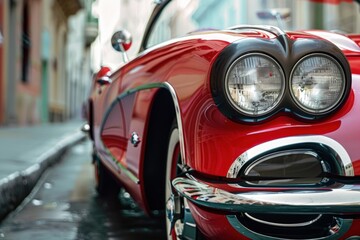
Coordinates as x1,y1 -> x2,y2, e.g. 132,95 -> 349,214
290,53 -> 346,115
224,53 -> 285,117
210,32 -> 352,123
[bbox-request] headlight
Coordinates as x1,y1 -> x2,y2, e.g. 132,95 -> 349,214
225,53 -> 285,116
290,54 -> 346,114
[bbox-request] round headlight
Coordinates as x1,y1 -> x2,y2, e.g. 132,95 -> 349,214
290,54 -> 346,114
225,53 -> 285,116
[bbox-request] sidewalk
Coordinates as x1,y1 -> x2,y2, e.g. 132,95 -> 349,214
0,120 -> 87,221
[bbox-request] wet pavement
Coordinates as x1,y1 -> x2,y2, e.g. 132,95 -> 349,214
0,141 -> 166,240
0,121 -> 85,220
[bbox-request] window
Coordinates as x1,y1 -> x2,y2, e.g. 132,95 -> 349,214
21,2 -> 30,83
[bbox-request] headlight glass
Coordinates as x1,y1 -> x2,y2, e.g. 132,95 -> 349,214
225,54 -> 285,116
290,54 -> 345,114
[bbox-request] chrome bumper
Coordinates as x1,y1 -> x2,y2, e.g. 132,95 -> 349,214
172,176 -> 360,215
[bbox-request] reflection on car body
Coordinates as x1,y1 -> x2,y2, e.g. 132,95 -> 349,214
85,0 -> 360,239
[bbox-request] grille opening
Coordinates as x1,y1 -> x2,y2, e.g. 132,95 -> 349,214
243,150 -> 325,186
228,138 -> 353,239
237,214 -> 340,239
240,150 -> 328,232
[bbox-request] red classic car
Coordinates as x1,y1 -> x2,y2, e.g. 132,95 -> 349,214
85,0 -> 360,239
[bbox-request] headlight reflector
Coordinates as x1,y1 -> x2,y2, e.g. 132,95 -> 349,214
225,54 -> 285,116
290,54 -> 346,114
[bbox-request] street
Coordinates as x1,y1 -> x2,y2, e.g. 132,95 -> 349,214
0,141 -> 165,240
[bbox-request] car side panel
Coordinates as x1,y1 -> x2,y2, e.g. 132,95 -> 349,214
93,34 -> 235,211
101,94 -> 135,174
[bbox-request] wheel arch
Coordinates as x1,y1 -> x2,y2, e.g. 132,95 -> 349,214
143,87 -> 177,213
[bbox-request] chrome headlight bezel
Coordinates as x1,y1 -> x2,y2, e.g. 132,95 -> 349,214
210,33 -> 352,123
289,53 -> 347,115
224,53 -> 286,117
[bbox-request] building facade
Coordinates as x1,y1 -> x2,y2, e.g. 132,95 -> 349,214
0,0 -> 97,126
66,1 -> 98,120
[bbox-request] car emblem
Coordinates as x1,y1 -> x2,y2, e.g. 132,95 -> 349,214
130,132 -> 141,147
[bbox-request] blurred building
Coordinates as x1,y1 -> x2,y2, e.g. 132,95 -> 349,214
0,0 -> 98,126
65,0 -> 98,121
153,0 -> 360,40
91,0 -> 153,71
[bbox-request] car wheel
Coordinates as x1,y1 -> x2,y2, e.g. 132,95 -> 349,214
165,123 -> 184,240
93,152 -> 120,198
165,122 -> 205,240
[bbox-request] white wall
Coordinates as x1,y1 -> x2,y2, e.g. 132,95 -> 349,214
91,0 -> 153,72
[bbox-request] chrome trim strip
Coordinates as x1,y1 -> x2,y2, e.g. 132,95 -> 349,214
227,24 -> 286,37
172,177 -> 360,214
185,222 -> 196,228
227,135 -> 354,178
108,149 -> 140,184
162,82 -> 186,165
227,215 -> 352,240
97,148 -> 140,184
98,82 -> 186,183
243,213 -> 322,227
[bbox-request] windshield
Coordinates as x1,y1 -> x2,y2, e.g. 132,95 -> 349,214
146,0 -> 360,48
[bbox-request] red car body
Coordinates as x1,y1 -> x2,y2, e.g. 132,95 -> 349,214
86,1 -> 360,239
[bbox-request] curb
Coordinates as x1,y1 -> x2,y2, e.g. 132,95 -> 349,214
0,131 -> 86,221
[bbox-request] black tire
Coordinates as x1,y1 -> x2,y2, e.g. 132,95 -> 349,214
93,152 -> 120,198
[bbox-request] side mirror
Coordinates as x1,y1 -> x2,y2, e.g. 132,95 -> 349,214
111,29 -> 132,63
257,8 -> 291,30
